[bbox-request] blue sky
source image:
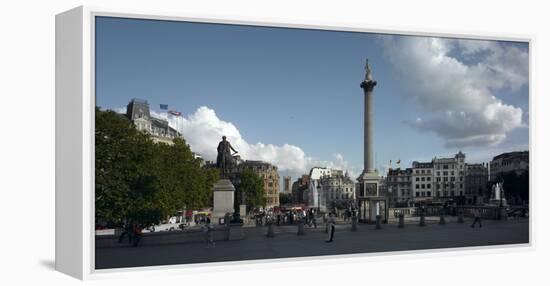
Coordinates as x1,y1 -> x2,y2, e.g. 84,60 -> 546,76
95,16 -> 529,180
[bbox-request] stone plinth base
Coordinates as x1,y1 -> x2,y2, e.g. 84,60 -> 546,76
212,179 -> 235,221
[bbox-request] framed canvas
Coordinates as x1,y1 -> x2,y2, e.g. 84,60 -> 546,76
55,6 -> 532,280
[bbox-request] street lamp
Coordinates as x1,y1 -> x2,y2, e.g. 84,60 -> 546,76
317,182 -> 321,213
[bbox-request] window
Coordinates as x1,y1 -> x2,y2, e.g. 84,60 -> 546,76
427,191 -> 431,196
451,177 -> 455,182
416,192 -> 420,197
421,184 -> 425,189
421,170 -> 425,174
427,184 -> 431,189
437,172 -> 440,176
416,184 -> 420,189
443,177 -> 448,182
421,191 -> 425,197
421,177 -> 425,182
416,177 -> 419,181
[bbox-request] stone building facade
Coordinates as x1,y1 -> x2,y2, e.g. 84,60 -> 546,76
489,151 -> 529,180
412,161 -> 434,202
319,172 -> 356,208
282,176 -> 292,194
291,174 -> 309,204
125,98 -> 180,144
465,163 -> 489,205
240,160 -> 280,208
433,151 -> 466,202
386,168 -> 413,206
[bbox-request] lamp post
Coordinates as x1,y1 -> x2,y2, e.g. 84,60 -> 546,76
317,183 -> 321,213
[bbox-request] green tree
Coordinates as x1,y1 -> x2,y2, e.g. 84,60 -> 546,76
95,108 -> 158,226
95,108 -> 218,227
239,169 -> 265,208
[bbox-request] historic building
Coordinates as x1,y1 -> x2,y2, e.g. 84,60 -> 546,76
433,151 -> 466,202
319,171 -> 356,208
291,175 -> 310,204
386,168 -> 413,206
240,160 -> 280,208
465,163 -> 489,205
282,176 -> 292,194
125,98 -> 180,144
304,167 -> 352,210
489,151 -> 529,180
412,161 -> 434,202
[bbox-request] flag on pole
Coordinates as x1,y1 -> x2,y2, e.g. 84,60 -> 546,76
168,110 -> 182,116
160,104 -> 168,110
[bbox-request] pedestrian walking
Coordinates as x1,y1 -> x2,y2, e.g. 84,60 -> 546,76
203,217 -> 216,248
131,223 -> 143,247
471,207 -> 482,228
326,212 -> 336,243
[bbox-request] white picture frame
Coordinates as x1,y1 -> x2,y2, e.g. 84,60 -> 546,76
55,5 -> 533,280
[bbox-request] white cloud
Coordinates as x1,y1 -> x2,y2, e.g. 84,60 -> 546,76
381,36 -> 527,148
144,106 -> 360,179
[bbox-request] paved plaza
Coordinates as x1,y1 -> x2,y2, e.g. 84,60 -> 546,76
95,218 -> 529,269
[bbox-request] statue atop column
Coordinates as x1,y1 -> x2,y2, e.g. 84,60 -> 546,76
361,58 -> 377,91
364,58 -> 373,81
216,136 -> 238,178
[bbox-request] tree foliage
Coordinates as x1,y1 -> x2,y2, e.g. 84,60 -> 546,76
239,168 -> 265,208
95,108 -> 218,227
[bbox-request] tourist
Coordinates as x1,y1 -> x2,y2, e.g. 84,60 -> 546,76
326,212 -> 336,243
203,217 -> 215,248
471,207 -> 482,228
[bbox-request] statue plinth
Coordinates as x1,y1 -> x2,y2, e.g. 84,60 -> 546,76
212,179 -> 235,222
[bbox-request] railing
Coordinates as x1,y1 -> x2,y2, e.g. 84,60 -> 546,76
390,205 -> 526,220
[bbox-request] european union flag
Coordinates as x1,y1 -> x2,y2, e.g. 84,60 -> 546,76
160,104 -> 168,110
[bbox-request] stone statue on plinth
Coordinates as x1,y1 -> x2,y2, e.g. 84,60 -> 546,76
212,136 -> 239,223
216,136 -> 238,178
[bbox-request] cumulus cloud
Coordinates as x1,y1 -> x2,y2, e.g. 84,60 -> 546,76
381,36 -> 528,147
144,106 -> 360,179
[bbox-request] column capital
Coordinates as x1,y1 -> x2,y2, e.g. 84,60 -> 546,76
360,80 -> 377,91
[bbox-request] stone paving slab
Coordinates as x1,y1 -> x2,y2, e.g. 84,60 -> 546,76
95,218 -> 529,269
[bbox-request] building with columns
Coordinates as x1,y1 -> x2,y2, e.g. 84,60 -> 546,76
489,151 -> 529,180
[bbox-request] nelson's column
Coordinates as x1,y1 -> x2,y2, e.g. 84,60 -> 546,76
357,59 -> 385,224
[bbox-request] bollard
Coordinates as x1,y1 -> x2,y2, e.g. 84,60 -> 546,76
457,212 -> 464,223
225,223 -> 231,240
351,216 -> 358,231
439,214 -> 446,225
297,221 -> 305,235
266,223 -> 275,238
398,213 -> 405,228
419,214 -> 426,227
375,215 -> 382,229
